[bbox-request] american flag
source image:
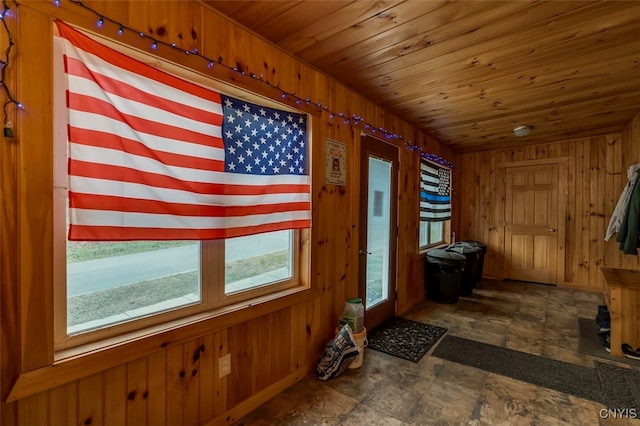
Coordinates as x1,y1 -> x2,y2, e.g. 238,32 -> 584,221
57,21 -> 310,241
420,160 -> 451,222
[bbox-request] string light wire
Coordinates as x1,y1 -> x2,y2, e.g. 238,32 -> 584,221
1,0 -> 21,136
61,0 -> 454,168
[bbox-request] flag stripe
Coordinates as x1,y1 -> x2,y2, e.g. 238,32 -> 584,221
68,93 -> 221,148
420,203 -> 451,212
70,193 -> 310,217
69,109 -> 223,159
70,167 -> 310,201
69,221 -> 310,241
420,192 -> 450,203
421,215 -> 451,222
68,127 -> 224,172
57,23 -> 221,103
65,57 -> 223,126
70,209 -> 310,230
70,174 -> 310,203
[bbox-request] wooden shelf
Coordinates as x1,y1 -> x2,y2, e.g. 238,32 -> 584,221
600,267 -> 640,358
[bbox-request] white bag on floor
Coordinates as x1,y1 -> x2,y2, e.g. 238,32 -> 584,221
315,324 -> 360,381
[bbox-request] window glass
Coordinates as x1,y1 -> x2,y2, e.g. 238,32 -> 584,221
67,240 -> 200,335
430,221 -> 444,244
225,230 -> 293,294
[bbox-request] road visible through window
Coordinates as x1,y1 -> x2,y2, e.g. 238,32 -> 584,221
67,231 -> 292,334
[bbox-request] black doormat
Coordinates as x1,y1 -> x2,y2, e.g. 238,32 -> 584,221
432,335 -> 640,410
577,317 -> 640,367
366,317 -> 447,363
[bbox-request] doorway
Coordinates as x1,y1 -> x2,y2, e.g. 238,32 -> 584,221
358,136 -> 398,330
504,162 -> 565,285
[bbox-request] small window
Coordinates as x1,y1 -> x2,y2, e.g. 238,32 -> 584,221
419,159 -> 451,250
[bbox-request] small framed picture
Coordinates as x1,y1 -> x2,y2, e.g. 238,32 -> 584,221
325,138 -> 347,186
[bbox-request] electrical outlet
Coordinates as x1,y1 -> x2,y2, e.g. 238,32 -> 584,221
219,353 -> 231,378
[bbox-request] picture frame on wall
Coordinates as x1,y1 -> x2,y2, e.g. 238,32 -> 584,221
325,138 -> 347,186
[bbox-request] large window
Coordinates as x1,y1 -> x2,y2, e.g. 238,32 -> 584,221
55,228 -> 301,348
53,25 -> 310,351
419,159 -> 451,250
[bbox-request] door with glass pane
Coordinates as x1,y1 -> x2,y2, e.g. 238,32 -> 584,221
358,136 -> 398,330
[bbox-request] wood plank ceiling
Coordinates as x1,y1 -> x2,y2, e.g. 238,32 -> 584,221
204,0 -> 640,153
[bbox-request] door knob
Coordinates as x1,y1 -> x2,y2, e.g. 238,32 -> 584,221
359,250 -> 372,255
546,228 -> 557,232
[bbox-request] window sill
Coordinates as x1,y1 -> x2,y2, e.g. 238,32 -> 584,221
419,242 -> 449,256
7,285 -> 312,403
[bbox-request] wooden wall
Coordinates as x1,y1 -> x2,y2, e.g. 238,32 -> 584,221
0,1 -> 452,425
454,111 -> 640,291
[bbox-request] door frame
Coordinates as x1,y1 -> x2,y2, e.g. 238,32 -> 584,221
498,158 -> 568,285
358,135 -> 399,331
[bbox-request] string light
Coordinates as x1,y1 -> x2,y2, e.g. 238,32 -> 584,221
56,0 -> 455,168
1,0 -> 21,137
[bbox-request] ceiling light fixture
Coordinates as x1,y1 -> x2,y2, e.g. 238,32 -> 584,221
513,125 -> 533,137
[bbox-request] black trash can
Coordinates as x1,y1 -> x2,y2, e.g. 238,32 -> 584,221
463,240 -> 487,283
425,249 -> 466,304
445,242 -> 481,296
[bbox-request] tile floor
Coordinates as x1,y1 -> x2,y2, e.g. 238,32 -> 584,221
234,279 -> 640,425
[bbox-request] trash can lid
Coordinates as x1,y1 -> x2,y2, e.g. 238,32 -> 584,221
447,242 -> 481,254
426,248 -> 466,262
462,240 -> 487,250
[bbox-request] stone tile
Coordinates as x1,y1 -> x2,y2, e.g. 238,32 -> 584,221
542,344 -> 595,368
512,305 -> 547,324
415,352 -> 447,380
541,331 -> 579,349
406,380 -> 480,425
503,339 -> 544,356
275,410 -> 335,425
435,359 -> 488,391
360,378 -> 422,421
454,326 -> 506,347
287,380 -> 359,419
365,347 -> 437,382
504,323 -> 545,355
573,290 -> 604,304
323,360 -> 384,404
457,298 -> 493,315
474,374 -> 538,425
534,387 -> 603,425
545,310 -> 580,327
337,403 -> 406,426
